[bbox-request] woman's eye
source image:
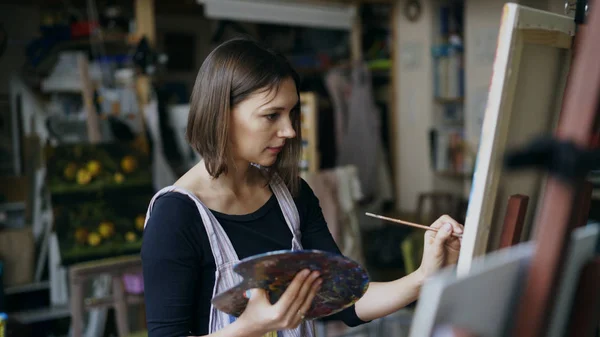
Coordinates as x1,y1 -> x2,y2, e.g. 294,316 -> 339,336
266,113 -> 279,121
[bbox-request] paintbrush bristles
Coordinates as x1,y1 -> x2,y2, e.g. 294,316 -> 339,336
365,212 -> 463,238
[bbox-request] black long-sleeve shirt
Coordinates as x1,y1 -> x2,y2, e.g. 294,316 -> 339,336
141,179 -> 368,337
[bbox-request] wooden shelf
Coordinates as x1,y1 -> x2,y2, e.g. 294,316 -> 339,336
9,305 -> 71,324
434,170 -> 473,179
435,97 -> 464,104
5,281 -> 50,295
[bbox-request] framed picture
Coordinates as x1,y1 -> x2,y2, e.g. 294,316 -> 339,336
457,4 -> 576,275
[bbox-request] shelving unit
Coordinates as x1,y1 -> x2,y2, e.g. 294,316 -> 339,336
430,0 -> 471,196
0,2 -> 155,336
2,1 -> 402,336
10,305 -> 71,325
3,280 -> 71,329
4,281 -> 50,296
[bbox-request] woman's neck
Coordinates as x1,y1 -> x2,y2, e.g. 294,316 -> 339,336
197,160 -> 264,196
174,160 -> 272,215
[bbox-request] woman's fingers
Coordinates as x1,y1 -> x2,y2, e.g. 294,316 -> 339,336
283,271 -> 321,327
284,271 -> 320,316
434,222 -> 454,248
438,215 -> 463,233
297,276 -> 322,317
425,220 -> 443,241
438,215 -> 463,251
427,215 -> 464,239
273,269 -> 311,311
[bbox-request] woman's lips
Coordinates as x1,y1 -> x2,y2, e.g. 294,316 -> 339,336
267,146 -> 284,154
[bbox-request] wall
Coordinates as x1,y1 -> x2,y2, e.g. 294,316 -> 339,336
393,0 -> 435,212
463,0 -> 508,200
393,0 -> 567,213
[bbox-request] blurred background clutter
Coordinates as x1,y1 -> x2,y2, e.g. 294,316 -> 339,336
0,0 -> 598,337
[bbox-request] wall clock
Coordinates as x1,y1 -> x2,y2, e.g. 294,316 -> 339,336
404,0 -> 422,22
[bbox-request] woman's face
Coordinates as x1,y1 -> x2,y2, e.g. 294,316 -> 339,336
230,77 -> 298,168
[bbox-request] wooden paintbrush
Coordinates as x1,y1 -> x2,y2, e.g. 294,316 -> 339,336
365,212 -> 463,238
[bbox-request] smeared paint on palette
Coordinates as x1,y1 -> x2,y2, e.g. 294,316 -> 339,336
211,250 -> 370,320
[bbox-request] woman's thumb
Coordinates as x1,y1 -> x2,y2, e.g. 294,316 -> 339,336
434,223 -> 453,245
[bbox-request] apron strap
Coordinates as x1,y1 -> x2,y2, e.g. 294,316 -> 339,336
143,185 -> 239,267
270,175 -> 303,250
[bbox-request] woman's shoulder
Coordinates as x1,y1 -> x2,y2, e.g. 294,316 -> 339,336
291,177 -> 321,215
151,190 -> 200,218
144,190 -> 206,235
296,177 -> 317,200
142,190 -> 206,259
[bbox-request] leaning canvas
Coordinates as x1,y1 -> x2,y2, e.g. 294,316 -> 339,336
458,3 -> 576,275
409,224 -> 599,337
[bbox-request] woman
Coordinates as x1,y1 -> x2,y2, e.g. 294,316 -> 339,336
141,38 -> 463,337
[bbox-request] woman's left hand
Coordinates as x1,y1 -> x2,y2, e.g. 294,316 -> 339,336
416,215 -> 463,281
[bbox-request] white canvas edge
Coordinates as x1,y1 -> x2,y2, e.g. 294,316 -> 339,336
457,2 -> 520,276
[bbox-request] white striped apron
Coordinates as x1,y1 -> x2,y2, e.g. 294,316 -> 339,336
144,174 -> 316,337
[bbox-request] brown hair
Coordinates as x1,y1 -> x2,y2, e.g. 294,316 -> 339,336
186,38 -> 302,195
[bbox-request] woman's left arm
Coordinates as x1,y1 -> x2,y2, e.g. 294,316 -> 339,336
354,215 -> 463,322
298,179 -> 463,323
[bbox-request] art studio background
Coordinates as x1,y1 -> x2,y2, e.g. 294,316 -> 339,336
0,0 -> 598,336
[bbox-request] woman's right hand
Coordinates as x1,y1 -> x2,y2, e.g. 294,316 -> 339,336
238,269 -> 322,336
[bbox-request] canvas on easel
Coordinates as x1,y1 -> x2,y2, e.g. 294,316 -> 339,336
457,3 -> 577,276
409,224 -> 599,337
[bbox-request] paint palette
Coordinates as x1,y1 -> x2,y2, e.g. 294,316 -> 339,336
211,250 -> 370,320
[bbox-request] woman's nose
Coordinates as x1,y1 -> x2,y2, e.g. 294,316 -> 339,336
278,123 -> 296,139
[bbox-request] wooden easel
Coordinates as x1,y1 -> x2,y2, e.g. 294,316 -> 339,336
412,1 -> 600,336
481,0 -> 599,335
508,0 -> 600,335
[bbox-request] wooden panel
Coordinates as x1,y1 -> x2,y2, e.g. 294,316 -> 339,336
77,56 -> 102,144
520,29 -> 573,49
572,181 -> 593,229
135,0 -> 156,46
498,194 -> 529,248
456,4 -> 575,276
299,92 -> 319,175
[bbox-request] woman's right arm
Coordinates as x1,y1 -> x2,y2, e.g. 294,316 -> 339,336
142,195 -> 208,337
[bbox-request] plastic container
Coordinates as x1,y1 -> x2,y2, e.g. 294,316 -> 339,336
123,273 -> 144,295
0,261 -> 4,313
0,312 -> 7,337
